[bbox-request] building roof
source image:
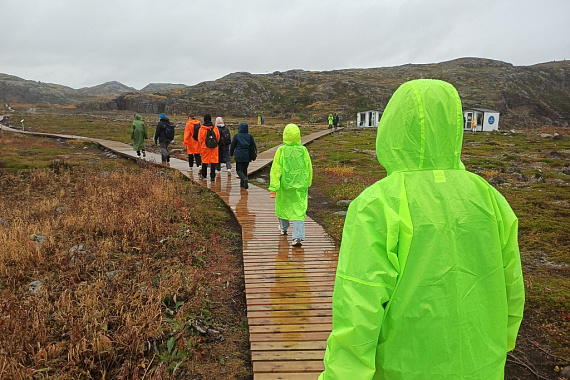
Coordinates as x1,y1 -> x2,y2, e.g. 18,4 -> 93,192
464,108 -> 500,114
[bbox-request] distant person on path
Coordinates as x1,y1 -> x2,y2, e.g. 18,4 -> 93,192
183,114 -> 202,171
130,114 -> 147,157
153,113 -> 174,166
268,123 -> 313,247
215,117 -> 232,174
230,122 -> 257,189
198,114 -> 219,180
319,79 -> 524,379
333,113 -> 339,129
328,113 -> 333,129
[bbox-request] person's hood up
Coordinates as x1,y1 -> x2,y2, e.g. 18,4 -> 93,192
134,114 -> 142,121
215,117 -> 224,126
238,122 -> 248,133
376,79 -> 465,175
283,123 -> 301,145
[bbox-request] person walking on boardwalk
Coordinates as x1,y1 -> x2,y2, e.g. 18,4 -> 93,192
333,113 -> 339,129
328,113 -> 333,129
215,117 -> 232,174
230,122 -> 257,189
183,114 -> 202,171
197,114 -> 220,180
268,123 -> 313,247
130,114 -> 147,158
319,79 -> 524,379
153,113 -> 175,166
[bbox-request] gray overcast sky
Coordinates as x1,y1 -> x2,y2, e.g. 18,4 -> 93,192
2,0 -> 569,90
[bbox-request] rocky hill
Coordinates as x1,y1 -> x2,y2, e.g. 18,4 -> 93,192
3,58 -> 569,128
76,81 -> 137,97
81,58 -> 570,128
140,83 -> 187,92
0,74 -> 78,105
0,75 -> 135,105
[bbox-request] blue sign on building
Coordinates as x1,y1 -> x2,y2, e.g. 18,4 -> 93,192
488,116 -> 495,125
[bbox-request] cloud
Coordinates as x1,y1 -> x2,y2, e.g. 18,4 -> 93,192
1,0 -> 568,89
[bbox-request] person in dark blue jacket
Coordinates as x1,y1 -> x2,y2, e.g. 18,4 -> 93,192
230,122 -> 257,189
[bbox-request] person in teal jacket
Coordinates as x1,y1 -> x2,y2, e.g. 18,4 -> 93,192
269,124 -> 313,247
319,79 -> 524,379
130,114 -> 147,157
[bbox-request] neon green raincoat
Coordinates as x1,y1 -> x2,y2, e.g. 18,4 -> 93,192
130,114 -> 147,151
320,79 -> 524,379
269,124 -> 313,221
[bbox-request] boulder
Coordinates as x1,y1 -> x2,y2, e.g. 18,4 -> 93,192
29,280 -> 42,294
530,173 -> 545,184
336,200 -> 352,207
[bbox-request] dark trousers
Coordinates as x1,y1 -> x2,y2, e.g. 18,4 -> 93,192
201,163 -> 216,180
159,140 -> 170,162
188,154 -> 201,167
236,161 -> 249,188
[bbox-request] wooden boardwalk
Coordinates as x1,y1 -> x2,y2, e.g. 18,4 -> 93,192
1,125 -> 339,379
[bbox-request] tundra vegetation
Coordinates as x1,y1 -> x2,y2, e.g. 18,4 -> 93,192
0,111 -> 568,379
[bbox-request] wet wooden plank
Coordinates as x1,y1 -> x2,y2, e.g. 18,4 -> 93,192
254,373 -> 320,380
253,360 -> 324,373
252,350 -> 325,361
251,341 -> 327,351
247,316 -> 332,326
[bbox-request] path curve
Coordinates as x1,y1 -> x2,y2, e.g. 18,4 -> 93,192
1,124 -> 340,379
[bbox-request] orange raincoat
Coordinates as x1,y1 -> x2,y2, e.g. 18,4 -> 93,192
198,124 -> 220,164
183,118 -> 201,154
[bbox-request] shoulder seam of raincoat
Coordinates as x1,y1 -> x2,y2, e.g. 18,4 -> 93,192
337,273 -> 396,289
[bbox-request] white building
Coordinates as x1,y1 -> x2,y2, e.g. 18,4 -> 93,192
463,108 -> 500,132
357,110 -> 382,127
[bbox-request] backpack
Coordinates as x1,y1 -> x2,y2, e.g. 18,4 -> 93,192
164,122 -> 175,140
205,127 -> 218,148
249,135 -> 257,161
219,126 -> 231,146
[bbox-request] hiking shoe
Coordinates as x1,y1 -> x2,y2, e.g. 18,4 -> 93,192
227,168 -> 232,174
279,227 -> 287,236
291,238 -> 302,247
142,151 -> 146,157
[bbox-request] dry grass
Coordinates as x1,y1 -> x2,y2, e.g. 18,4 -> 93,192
0,141 -> 250,379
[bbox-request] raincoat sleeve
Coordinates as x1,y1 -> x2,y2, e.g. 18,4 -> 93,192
304,147 -> 313,187
268,146 -> 283,192
130,123 -> 135,140
320,192 -> 399,380
491,188 -> 524,351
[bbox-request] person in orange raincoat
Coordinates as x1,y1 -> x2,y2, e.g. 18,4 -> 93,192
197,114 -> 220,180
183,114 -> 202,171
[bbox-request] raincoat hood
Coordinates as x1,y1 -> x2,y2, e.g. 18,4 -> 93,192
283,123 -> 301,145
238,122 -> 248,134
377,79 -> 465,175
134,114 -> 142,121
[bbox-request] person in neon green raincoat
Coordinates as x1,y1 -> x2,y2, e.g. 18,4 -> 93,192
130,114 -> 147,157
319,79 -> 524,379
269,124 -> 313,247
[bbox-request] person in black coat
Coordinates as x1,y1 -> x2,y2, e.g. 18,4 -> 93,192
230,122 -> 257,189
153,113 -> 172,166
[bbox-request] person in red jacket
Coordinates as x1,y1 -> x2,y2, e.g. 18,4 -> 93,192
183,114 -> 202,171
197,114 -> 220,180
